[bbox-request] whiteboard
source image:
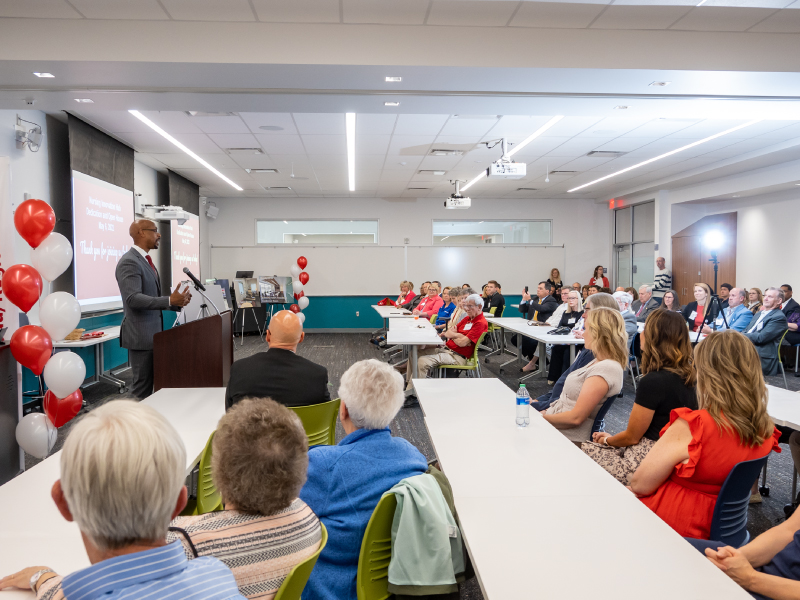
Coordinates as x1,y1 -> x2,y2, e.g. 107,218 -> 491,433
210,245 -> 565,296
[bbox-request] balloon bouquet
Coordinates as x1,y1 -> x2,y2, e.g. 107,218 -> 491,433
289,256 -> 310,325
5,200 -> 86,459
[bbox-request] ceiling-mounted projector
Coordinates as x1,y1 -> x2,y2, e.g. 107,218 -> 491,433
484,137 -> 526,179
445,180 -> 471,209
139,203 -> 192,225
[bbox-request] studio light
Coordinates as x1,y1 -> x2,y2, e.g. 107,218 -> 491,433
346,112 -> 356,192
703,230 -> 724,251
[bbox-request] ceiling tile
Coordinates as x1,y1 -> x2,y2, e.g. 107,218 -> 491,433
70,0 -> 169,19
191,116 -> 251,134
541,117 -> 605,137
0,0 -> 82,18
591,5 -> 692,29
206,133 -> 260,148
509,1 -> 606,28
150,153 -> 212,169
308,154 -> 348,169
357,154 -> 388,169
293,113 -> 346,135
342,0 -> 428,24
160,0 -> 255,21
623,119 -> 701,137
141,111 -> 206,133
356,113 -> 397,135
260,154 -> 311,167
439,117 -> 499,137
506,136 -> 573,158
749,7 -> 800,31
394,114 -> 449,135
670,6 -> 779,31
238,113 -> 298,134
427,1 -> 519,26
356,135 -> 391,154
251,0 -> 340,22
301,134 -> 347,154
133,153 -> 166,171
171,133 -> 227,154
387,135 -> 436,156
254,134 -> 307,154
230,154 -> 280,169
116,131 -> 182,154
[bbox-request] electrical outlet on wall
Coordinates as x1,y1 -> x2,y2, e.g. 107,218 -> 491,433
356,311 -> 359,317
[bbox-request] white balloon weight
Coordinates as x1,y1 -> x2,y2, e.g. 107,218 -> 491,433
296,312 -> 306,324
16,412 -> 57,459
290,264 -> 302,278
31,233 -> 73,282
43,351 -> 86,398
293,281 -> 304,294
40,292 -> 82,341
298,296 -> 309,310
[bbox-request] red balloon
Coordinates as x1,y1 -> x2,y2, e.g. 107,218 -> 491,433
14,199 -> 55,249
44,389 -> 83,428
289,304 -> 301,314
10,325 -> 53,375
3,264 -> 43,313
294,291 -> 304,300
297,256 -> 308,270
299,272 -> 309,285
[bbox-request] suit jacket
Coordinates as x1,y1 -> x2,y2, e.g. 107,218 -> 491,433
782,298 -> 800,318
634,298 -> 659,323
743,309 -> 788,376
519,295 -> 559,322
115,248 -> 171,351
225,348 -> 331,410
483,292 -> 505,318
714,303 -> 753,333
622,310 -> 638,347
682,301 -> 719,332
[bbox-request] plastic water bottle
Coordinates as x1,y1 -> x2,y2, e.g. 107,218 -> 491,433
516,384 -> 530,427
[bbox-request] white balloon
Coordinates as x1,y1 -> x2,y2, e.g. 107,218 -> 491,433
296,312 -> 305,324
293,281 -> 304,294
16,412 -> 57,459
31,233 -> 73,282
290,264 -> 302,278
43,351 -> 86,398
40,292 -> 82,341
298,296 -> 309,310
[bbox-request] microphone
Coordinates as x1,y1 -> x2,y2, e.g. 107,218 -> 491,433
182,267 -> 206,291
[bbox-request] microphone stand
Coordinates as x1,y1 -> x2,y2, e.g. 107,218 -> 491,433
173,280 -> 221,327
694,251 -> 730,344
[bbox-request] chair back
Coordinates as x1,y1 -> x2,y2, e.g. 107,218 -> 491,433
779,329 -> 789,365
196,431 -> 224,514
710,455 -> 771,547
357,493 -> 397,600
289,398 -> 341,446
591,395 -> 618,435
469,331 -> 488,363
273,523 -> 329,600
430,314 -> 437,324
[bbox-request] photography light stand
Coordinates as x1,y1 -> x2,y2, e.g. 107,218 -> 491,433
694,250 -> 730,344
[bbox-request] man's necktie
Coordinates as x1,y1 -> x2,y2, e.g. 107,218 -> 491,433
145,254 -> 158,276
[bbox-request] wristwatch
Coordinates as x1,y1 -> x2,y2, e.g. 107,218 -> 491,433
30,569 -> 55,592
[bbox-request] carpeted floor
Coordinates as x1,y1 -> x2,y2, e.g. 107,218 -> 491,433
20,331 -> 800,600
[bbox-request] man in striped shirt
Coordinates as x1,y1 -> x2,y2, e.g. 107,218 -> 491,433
653,257 -> 672,305
0,402 -> 245,600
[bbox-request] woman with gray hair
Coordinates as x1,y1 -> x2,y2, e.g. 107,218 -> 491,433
0,401 -> 244,600
299,359 -> 428,600
612,290 -> 638,347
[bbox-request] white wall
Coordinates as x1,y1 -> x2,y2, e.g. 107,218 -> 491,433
206,196 -> 612,294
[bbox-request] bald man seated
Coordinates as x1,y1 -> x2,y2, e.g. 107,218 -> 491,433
225,310 -> 331,411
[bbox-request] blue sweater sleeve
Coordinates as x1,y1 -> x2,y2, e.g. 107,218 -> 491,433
300,449 -> 332,518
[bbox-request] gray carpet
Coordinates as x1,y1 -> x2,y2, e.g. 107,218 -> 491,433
20,332 -> 800,600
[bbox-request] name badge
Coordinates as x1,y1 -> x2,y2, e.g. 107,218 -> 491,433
567,318 -> 576,324
689,311 -> 697,319
716,317 -> 723,326
757,322 -> 764,331
463,323 -> 473,330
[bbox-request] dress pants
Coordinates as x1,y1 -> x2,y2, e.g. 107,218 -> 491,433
406,348 -> 468,388
129,349 -> 155,399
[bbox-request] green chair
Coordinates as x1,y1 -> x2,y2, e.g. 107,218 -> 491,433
484,306 -> 506,360
357,494 -> 397,600
436,331 -> 487,379
182,431 -> 224,516
273,523 -> 329,600
430,314 -> 437,324
778,329 -> 789,389
289,398 -> 341,446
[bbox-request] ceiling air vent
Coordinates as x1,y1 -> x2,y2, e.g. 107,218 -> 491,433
185,111 -> 237,117
246,168 -> 279,174
549,170 -> 577,174
586,151 -> 627,158
265,186 -> 292,191
224,147 -> 265,155
407,187 -> 431,190
418,170 -> 446,175
515,188 -> 539,191
430,149 -> 464,156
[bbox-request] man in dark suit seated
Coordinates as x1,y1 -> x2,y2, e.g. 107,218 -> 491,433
781,284 -> 799,318
743,287 -> 789,377
225,310 -> 331,410
483,280 -> 505,319
514,281 -> 559,372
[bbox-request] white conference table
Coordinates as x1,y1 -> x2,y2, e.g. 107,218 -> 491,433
386,317 -> 444,379
371,304 -> 414,336
0,387 -> 225,599
490,317 -> 585,382
767,384 -> 800,430
413,378 -> 750,600
53,326 -> 127,392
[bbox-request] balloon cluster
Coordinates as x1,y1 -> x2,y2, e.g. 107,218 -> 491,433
5,200 -> 85,459
289,256 -> 310,325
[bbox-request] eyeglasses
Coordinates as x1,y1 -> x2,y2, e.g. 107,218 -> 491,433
141,228 -> 158,233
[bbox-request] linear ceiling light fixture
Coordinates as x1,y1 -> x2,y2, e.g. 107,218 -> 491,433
346,112 -> 356,192
461,115 -> 564,192
568,119 -> 762,193
128,110 -> 243,191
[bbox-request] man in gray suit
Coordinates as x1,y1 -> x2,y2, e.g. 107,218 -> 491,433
115,220 -> 191,398
743,287 -> 789,377
632,285 -> 659,323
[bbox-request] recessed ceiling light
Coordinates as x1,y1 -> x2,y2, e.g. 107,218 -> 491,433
74,98 -> 94,103
33,72 -> 54,78
732,195 -> 740,198
259,125 -> 284,131
649,81 -> 671,87
384,102 -> 400,107
283,220 -> 288,224
615,106 -> 630,110
385,76 -> 402,82
346,113 -> 356,192
696,0 -> 708,5
185,111 -> 236,117
419,170 -> 446,175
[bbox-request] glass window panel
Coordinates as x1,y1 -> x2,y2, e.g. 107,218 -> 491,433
615,207 -> 632,244
256,220 -> 378,244
633,201 -> 655,242
616,245 -> 632,289
632,242 -> 655,290
432,220 -> 551,245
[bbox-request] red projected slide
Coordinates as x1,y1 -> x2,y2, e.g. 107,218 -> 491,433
71,170 -> 134,311
171,214 -> 200,290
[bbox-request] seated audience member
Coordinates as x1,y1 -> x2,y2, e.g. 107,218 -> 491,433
748,287 -> 764,314
718,283 -> 732,310
0,401 -> 244,600
402,282 -> 429,311
406,294 -> 489,391
546,291 -> 585,383
435,287 -> 470,333
589,265 -> 609,288
168,399 -> 321,599
743,287 -> 789,376
300,360 -> 427,600
701,287 -> 751,333
633,285 -> 659,322
601,287 -> 613,295
583,310 -> 697,484
682,283 -> 715,333
434,287 -> 456,327
516,282 -> 560,372
539,307 -> 626,443
483,279 -> 505,318
226,311 -> 330,410
546,288 -> 572,327
396,280 -> 415,306
588,285 -> 600,296
630,330 -> 781,539
412,282 -> 444,319
548,268 -> 563,298
786,308 -> 800,347
581,285 -> 590,301
625,287 -> 639,303
661,289 -> 682,313
781,284 -> 799,318
572,282 -> 582,292
461,283 -> 470,289
653,257 -> 672,305
432,280 -> 442,295
612,290 -> 638,346
615,287 -> 625,292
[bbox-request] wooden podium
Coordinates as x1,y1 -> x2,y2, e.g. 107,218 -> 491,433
153,311 -> 233,392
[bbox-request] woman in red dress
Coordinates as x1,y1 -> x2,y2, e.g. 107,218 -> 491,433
630,330 -> 781,540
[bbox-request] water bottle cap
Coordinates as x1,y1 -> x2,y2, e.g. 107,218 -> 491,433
519,384 -> 526,388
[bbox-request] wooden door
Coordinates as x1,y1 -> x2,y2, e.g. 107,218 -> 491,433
672,235 -> 701,306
